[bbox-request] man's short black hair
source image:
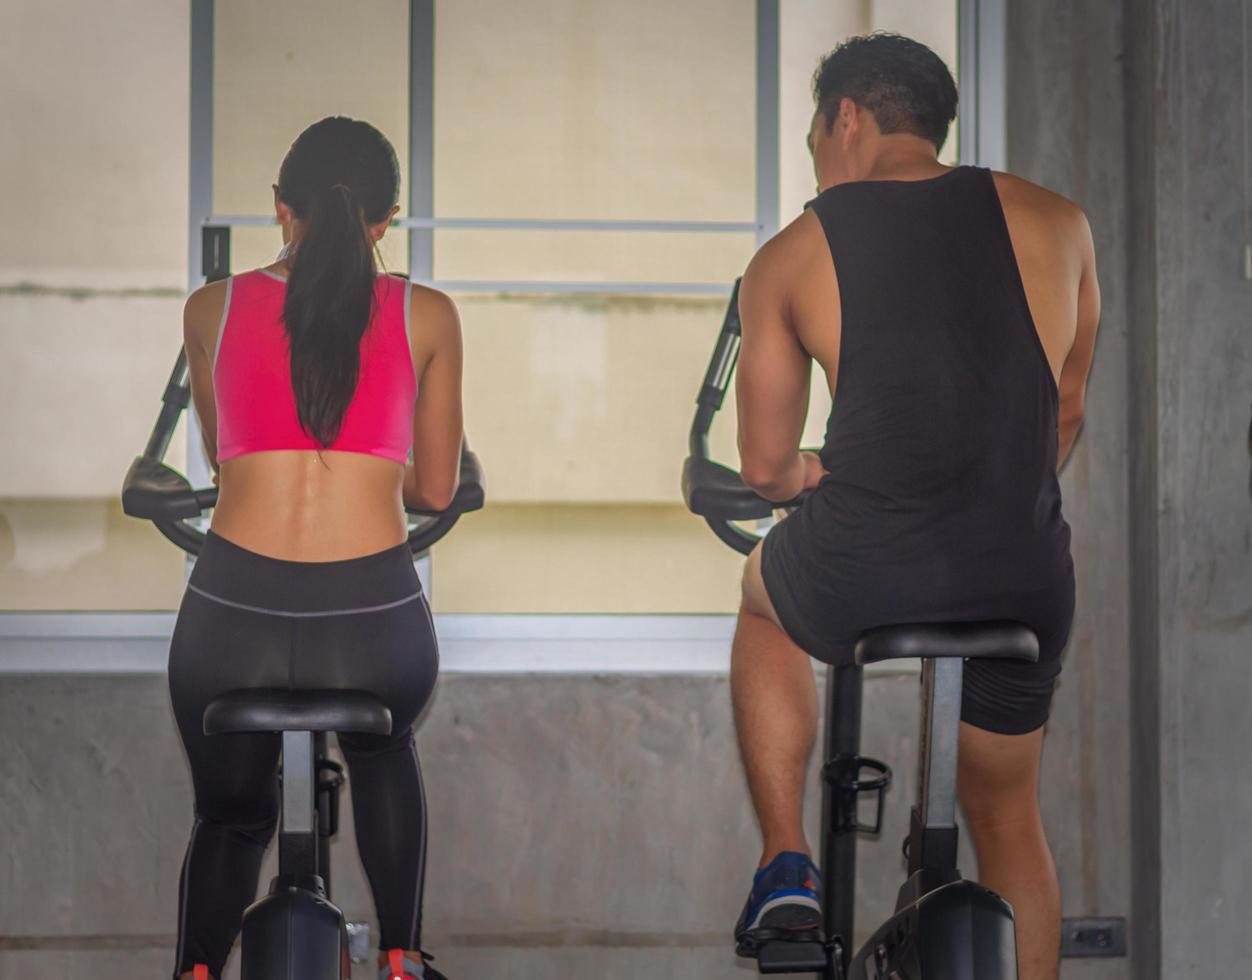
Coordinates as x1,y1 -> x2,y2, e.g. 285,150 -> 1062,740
813,33 -> 958,151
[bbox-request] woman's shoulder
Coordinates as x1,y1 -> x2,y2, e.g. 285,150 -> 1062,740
184,277 -> 229,327
377,275 -> 456,322
391,279 -> 460,360
182,277 -> 231,355
406,282 -> 458,333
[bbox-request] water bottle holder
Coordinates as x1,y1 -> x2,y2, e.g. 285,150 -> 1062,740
823,754 -> 892,835
316,759 -> 345,838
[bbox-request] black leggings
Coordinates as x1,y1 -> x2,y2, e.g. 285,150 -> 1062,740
167,531 -> 439,979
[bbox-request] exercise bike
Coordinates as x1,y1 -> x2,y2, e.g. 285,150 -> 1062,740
122,227 -> 485,980
680,280 -> 1034,980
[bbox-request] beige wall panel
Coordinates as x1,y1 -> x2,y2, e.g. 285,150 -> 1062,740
213,0 -> 410,217
0,501 -> 750,614
434,0 -> 756,221
456,294 -> 743,503
0,501 -> 746,615
0,0 -> 188,288
457,292 -> 829,504
430,504 -> 745,614
434,230 -> 753,283
0,500 -> 184,611
459,294 -> 724,502
0,293 -> 186,498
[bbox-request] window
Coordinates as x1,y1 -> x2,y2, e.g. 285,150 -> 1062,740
0,0 -> 968,618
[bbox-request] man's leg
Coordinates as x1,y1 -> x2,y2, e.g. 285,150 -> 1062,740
733,544 -> 820,867
957,723 -> 1060,980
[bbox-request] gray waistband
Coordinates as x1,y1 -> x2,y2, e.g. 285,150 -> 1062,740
187,583 -> 423,618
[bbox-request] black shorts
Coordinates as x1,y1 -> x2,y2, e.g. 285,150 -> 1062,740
760,511 -> 1075,736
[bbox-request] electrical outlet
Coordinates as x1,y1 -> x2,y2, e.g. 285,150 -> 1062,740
1061,917 -> 1127,957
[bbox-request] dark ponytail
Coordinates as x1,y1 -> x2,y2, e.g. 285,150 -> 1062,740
276,117 -> 400,447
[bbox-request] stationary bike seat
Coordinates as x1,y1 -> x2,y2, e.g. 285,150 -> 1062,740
854,621 -> 1039,665
202,689 -> 393,736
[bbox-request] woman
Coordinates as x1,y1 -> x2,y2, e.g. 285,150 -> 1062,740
169,116 -> 462,980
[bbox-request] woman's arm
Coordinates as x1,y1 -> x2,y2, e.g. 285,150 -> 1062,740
183,281 -> 227,477
403,285 -> 464,512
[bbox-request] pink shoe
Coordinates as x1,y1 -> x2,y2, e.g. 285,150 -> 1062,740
382,948 -> 447,980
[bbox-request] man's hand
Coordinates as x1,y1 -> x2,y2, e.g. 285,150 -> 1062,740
800,451 -> 826,490
741,450 -> 825,505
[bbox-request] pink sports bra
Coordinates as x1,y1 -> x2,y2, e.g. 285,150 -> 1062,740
212,269 -> 417,464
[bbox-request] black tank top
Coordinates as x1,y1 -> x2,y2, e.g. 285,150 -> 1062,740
804,166 -> 1071,605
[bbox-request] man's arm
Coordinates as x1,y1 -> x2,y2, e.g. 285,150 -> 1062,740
735,239 -> 821,503
1056,209 -> 1100,469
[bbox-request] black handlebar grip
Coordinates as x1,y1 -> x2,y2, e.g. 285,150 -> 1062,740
203,226 -> 231,283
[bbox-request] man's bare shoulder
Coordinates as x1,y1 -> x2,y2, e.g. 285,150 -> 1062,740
991,171 -> 1090,243
747,209 -> 828,286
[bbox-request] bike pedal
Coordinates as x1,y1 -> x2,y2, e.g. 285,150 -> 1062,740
756,939 -> 831,974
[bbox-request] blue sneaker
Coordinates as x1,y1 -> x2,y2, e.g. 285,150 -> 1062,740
734,851 -> 823,956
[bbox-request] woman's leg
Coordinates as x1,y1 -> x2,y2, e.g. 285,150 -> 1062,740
168,595 -> 285,980
338,727 -> 429,953
296,591 -> 439,969
170,729 -> 281,979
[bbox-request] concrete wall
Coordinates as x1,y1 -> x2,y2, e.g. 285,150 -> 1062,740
6,660 -> 1134,980
1012,0 -> 1252,975
1123,1 -> 1252,976
1007,0 -> 1137,966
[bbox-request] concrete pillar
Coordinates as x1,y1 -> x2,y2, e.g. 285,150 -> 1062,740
1125,1 -> 1252,977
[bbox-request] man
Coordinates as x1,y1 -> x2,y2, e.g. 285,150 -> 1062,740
730,33 -> 1099,980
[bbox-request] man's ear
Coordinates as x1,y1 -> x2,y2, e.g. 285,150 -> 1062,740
839,97 -> 860,149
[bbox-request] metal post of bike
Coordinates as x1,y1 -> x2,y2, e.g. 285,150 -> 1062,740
818,664 -> 862,978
